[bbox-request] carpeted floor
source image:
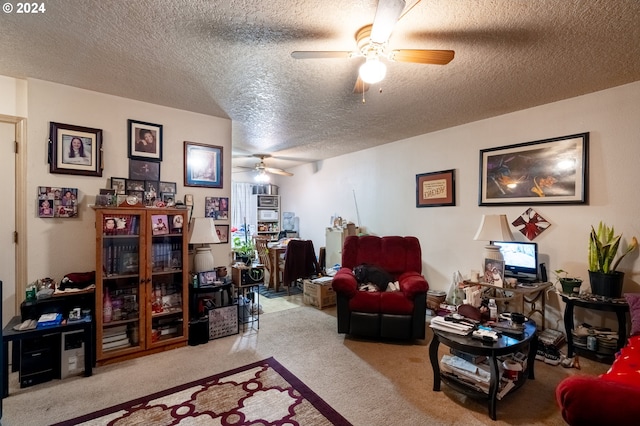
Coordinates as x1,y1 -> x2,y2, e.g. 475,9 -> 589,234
2,299 -> 610,426
52,357 -> 351,425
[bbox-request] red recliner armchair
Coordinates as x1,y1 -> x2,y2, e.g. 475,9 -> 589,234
332,235 -> 429,340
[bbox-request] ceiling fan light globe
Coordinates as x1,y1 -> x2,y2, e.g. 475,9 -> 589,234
359,58 -> 386,84
255,172 -> 270,183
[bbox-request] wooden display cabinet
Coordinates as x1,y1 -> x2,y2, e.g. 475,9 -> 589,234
94,207 -> 188,365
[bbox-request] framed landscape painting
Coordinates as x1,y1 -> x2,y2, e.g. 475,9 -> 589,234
479,133 -> 588,206
184,142 -> 223,188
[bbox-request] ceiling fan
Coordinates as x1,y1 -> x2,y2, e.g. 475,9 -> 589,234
291,0 -> 454,93
234,154 -> 294,182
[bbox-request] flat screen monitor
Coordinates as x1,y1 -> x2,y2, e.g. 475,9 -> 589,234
491,241 -> 538,281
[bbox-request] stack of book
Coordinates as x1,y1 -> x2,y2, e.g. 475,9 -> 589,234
102,325 -> 130,351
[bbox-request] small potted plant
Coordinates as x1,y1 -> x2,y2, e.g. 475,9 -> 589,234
588,221 -> 638,298
554,269 -> 582,295
233,236 -> 255,265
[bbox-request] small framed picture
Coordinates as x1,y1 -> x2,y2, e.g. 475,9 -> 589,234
184,194 -> 194,206
49,122 -> 103,177
416,169 -> 456,208
38,199 -> 55,218
198,270 -> 217,287
170,214 -> 184,233
111,177 -> 127,194
125,179 -> 145,191
145,181 -> 160,197
151,214 -> 169,235
205,197 -> 229,220
128,119 -> 163,161
159,181 -> 176,194
170,250 -> 182,269
119,252 -> 139,274
214,224 -> 229,244
103,217 -> 117,234
162,193 -> 176,206
129,159 -> 160,181
100,188 -> 116,195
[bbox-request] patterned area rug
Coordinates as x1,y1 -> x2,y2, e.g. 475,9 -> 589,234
257,283 -> 302,299
53,357 -> 351,425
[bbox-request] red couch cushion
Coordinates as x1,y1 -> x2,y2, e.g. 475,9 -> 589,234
600,335 -> 640,387
341,235 -> 422,276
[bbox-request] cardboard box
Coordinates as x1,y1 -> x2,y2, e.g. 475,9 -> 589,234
303,278 -> 336,309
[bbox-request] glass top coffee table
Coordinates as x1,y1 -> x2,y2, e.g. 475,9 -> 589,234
429,320 -> 538,420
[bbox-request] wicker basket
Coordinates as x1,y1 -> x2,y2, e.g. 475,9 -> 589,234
427,290 -> 447,311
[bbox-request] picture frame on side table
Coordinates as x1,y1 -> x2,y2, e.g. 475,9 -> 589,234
128,119 -> 163,161
416,169 -> 456,208
479,132 -> 589,206
483,259 -> 505,287
184,141 -> 223,188
49,122 -> 103,177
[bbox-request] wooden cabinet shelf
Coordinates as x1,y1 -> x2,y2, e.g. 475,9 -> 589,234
94,207 -> 189,365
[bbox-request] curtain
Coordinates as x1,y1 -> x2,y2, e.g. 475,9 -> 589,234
231,182 -> 256,241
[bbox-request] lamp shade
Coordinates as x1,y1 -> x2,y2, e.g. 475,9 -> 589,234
473,214 -> 515,242
189,217 -> 220,245
189,217 -> 220,273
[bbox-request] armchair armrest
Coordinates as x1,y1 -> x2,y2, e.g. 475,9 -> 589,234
397,272 -> 429,299
332,268 -> 358,298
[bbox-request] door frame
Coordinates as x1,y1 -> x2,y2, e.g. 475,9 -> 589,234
0,114 -> 27,317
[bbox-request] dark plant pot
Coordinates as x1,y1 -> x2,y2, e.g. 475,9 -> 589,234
559,278 -> 582,295
588,270 -> 624,298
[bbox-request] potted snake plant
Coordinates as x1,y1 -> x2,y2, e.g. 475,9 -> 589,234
588,222 -> 638,298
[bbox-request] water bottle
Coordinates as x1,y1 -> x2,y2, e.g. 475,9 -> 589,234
488,298 -> 498,321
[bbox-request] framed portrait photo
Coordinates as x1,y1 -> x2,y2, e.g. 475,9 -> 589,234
479,132 -> 589,206
184,141 -> 223,188
128,119 -> 163,161
49,122 -> 103,176
416,169 -> 456,207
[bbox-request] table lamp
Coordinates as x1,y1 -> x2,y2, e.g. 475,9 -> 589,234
473,214 -> 514,262
189,217 -> 220,273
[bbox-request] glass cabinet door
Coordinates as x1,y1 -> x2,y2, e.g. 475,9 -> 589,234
147,212 -> 187,346
98,211 -> 144,358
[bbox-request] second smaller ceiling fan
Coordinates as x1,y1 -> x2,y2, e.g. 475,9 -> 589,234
234,154 -> 294,182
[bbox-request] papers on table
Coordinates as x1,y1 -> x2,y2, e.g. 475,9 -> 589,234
430,315 -> 474,335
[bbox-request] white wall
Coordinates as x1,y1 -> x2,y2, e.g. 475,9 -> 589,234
278,81 -> 640,330
24,79 -> 232,288
0,75 -> 28,117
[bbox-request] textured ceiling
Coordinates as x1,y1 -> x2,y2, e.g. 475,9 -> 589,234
1,0 -> 640,172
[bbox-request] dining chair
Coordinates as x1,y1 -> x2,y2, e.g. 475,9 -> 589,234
253,236 -> 274,289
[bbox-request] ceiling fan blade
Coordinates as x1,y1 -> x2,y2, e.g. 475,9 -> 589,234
233,166 -> 255,173
265,167 -> 294,177
389,49 -> 455,65
370,0 -> 406,43
291,51 -> 352,59
353,75 -> 370,94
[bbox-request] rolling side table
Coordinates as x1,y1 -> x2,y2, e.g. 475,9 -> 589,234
462,281 -> 552,329
429,320 -> 538,420
560,293 -> 629,362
